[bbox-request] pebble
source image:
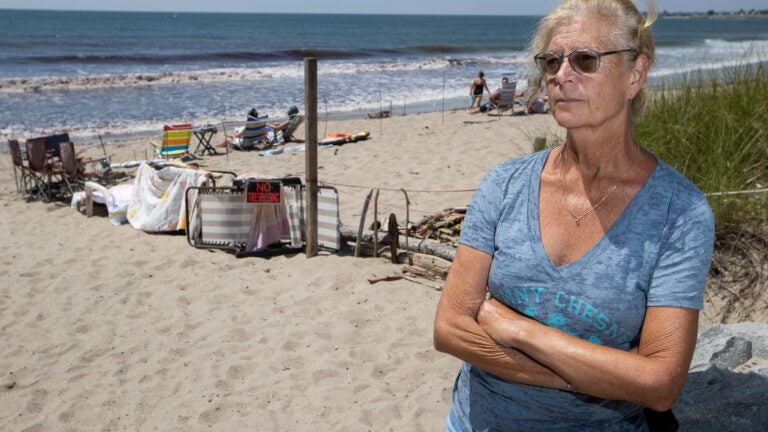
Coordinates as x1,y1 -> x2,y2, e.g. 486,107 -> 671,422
2,374 -> 15,390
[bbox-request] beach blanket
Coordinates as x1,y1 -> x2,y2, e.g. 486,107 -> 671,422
127,163 -> 211,232
237,176 -> 303,251
258,132 -> 371,157
70,183 -> 133,226
258,144 -> 307,157
319,131 -> 371,146
245,201 -> 289,252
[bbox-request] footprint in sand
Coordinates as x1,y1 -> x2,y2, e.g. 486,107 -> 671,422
26,388 -> 48,414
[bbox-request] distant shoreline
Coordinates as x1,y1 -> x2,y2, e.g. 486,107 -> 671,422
661,10 -> 768,20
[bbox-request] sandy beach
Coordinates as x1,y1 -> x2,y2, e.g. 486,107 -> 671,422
0,110 -> 558,431
1,109 -> 763,431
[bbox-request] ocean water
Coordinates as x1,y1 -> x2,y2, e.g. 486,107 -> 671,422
1,9 -> 767,145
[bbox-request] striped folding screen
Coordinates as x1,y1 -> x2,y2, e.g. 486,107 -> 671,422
157,123 -> 192,158
190,183 -> 341,252
287,186 -> 341,251
317,186 -> 341,251
198,190 -> 255,248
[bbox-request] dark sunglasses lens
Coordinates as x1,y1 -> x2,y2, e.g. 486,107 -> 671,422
536,54 -> 561,74
570,51 -> 599,73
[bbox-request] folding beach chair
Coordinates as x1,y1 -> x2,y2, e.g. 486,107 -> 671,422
185,177 -> 303,254
489,75 -> 518,117
185,177 -> 341,255
222,115 -> 269,151
152,123 -> 193,159
25,133 -> 71,159
242,116 -> 270,149
281,114 -> 304,143
287,184 -> 341,251
59,141 -> 108,196
261,114 -> 305,148
9,139 -> 30,194
25,138 -> 59,201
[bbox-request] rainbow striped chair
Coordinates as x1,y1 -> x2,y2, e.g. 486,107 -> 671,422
152,123 -> 193,159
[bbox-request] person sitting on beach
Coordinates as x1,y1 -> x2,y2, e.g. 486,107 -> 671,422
467,102 -> 492,115
217,107 -> 261,149
517,80 -> 550,114
526,94 -> 549,114
488,76 -> 510,106
267,105 -> 304,142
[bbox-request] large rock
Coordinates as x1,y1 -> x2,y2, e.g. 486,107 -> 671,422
676,323 -> 768,431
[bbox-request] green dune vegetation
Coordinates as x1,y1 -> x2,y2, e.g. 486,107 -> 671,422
531,64 -> 767,321
637,64 -> 768,233
636,64 -> 768,322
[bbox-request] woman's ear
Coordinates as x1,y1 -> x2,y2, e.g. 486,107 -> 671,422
627,55 -> 649,99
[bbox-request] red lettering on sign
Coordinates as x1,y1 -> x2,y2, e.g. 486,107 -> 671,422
255,182 -> 272,192
247,192 -> 280,203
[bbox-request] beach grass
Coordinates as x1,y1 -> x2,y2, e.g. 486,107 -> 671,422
637,64 -> 768,234
637,64 -> 768,316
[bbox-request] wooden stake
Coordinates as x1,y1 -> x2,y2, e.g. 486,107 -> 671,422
305,57 -> 319,258
373,189 -> 380,257
401,188 -> 413,265
354,188 -> 374,257
388,213 -> 399,264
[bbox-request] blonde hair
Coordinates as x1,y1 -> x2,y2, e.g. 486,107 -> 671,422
526,0 -> 657,121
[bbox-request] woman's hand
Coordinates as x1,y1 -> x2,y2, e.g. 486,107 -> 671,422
433,245 -> 569,389
477,298 -> 530,348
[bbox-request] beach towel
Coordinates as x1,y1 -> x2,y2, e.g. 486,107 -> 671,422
319,131 -> 371,146
241,177 -> 303,251
258,144 -> 306,157
70,183 -> 133,226
127,163 -> 211,232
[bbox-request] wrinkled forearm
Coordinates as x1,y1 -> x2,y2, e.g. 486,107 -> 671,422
434,307 -> 569,389
479,300 -> 697,410
434,245 -> 571,391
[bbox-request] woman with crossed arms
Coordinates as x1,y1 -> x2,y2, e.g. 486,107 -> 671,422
434,1 -> 715,430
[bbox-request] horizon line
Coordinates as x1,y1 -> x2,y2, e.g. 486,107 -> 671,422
1,7 -> 762,16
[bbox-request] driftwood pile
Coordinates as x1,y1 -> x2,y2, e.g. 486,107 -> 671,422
410,207 -> 466,247
342,208 -> 471,290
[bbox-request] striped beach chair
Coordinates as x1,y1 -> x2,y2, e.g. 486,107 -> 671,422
241,116 -> 269,149
288,186 -> 340,251
224,115 -> 269,151
154,123 -> 192,158
185,178 -> 341,254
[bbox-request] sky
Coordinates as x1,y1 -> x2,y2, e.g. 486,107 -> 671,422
0,0 -> 765,15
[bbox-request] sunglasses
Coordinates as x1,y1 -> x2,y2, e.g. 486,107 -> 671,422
534,48 -> 635,75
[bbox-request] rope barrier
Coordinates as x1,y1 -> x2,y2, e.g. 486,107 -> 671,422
325,180 -> 767,221
326,179 -> 768,199
322,180 -> 475,194
358,198 -> 441,215
705,188 -> 768,197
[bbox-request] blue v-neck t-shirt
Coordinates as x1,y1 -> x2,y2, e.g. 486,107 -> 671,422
448,149 -> 715,431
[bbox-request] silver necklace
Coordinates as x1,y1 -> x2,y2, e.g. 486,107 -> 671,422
558,151 -> 618,226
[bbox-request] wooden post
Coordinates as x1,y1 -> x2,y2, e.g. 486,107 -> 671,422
372,189 -> 380,257
354,188 -> 375,257
305,58 -> 319,258
388,213 -> 399,264
85,186 -> 94,218
401,188 -> 413,265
